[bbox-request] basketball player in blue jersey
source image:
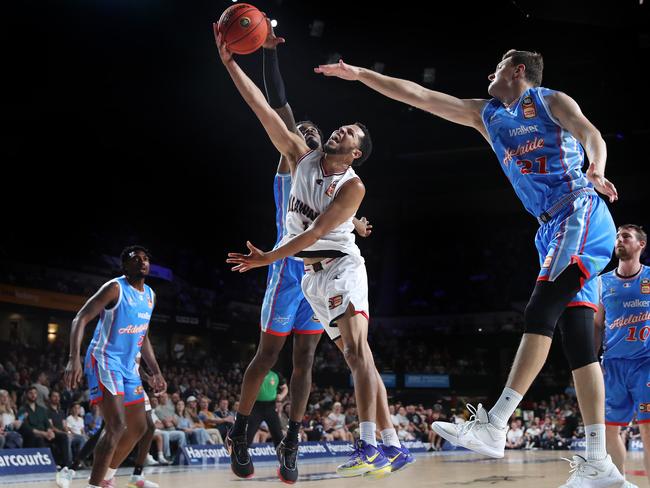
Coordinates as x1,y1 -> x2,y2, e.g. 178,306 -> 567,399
596,224 -> 649,488
316,51 -> 623,486
64,246 -> 166,488
220,20 -> 411,483
215,26 -> 396,481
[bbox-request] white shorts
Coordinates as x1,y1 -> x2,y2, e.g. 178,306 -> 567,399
144,391 -> 151,412
301,254 -> 369,342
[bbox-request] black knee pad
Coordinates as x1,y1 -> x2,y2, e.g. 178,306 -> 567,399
523,264 -> 584,338
558,306 -> 598,370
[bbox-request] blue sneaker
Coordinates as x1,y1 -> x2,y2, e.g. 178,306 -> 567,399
378,443 -> 415,472
336,439 -> 391,479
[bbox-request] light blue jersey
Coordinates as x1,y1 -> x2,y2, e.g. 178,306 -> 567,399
599,265 -> 650,360
262,173 -> 322,336
85,276 -> 155,379
481,87 -> 592,218
273,172 -> 293,247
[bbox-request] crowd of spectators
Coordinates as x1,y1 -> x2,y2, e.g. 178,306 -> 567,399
0,341 -> 645,468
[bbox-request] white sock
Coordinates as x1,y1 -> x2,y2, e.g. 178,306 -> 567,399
488,387 -> 523,429
380,428 -> 400,448
104,467 -> 117,480
585,424 -> 607,461
158,451 -> 165,458
360,421 -> 377,447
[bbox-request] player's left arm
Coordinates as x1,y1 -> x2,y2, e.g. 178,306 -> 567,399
140,294 -> 166,395
214,24 -> 309,167
227,179 -> 365,272
546,91 -> 618,202
140,334 -> 166,395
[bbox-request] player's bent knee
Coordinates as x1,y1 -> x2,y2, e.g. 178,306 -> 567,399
558,306 -> 598,370
523,300 -> 558,338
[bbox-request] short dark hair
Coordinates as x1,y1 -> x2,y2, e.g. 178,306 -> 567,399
353,122 -> 372,166
296,120 -> 324,142
502,49 -> 544,87
120,245 -> 151,264
618,224 -> 647,244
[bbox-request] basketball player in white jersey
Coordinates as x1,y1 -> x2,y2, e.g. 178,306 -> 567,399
215,28 -> 392,478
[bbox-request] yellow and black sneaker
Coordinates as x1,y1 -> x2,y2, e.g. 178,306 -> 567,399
336,439 -> 391,479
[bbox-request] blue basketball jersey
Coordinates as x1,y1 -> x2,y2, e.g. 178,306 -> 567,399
599,265 -> 650,360
273,172 -> 293,246
481,87 -> 592,218
86,276 -> 155,377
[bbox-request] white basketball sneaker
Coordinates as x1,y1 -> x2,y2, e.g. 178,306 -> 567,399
55,467 -> 75,488
559,455 -> 626,487
431,403 -> 507,458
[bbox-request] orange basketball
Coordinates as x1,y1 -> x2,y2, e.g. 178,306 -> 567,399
217,3 -> 268,55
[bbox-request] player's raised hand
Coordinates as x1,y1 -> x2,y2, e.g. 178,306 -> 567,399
314,59 -> 361,81
587,163 -> 619,202
354,216 -> 373,238
227,241 -> 271,272
213,24 -> 233,64
262,15 -> 285,49
63,356 -> 83,390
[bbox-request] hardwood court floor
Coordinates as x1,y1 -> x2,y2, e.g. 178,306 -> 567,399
15,450 -> 648,487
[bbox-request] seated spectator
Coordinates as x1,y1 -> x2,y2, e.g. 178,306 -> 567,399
32,372 -> 50,408
150,396 -> 184,463
392,406 -> 415,441
540,425 -> 559,450
0,389 -> 23,449
406,404 -> 426,441
344,405 -> 359,437
212,398 -> 234,442
47,391 -> 78,465
505,420 -> 525,449
18,387 -> 70,467
427,404 -> 446,450
65,402 -> 88,459
84,403 -> 103,436
524,417 -> 542,449
327,402 -> 353,442
192,396 -> 223,444
154,392 -> 176,430
156,392 -> 176,419
173,400 -> 210,445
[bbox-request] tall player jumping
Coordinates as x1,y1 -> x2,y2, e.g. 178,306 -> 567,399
64,246 -> 166,488
596,224 -> 649,488
316,50 -> 623,486
216,29 -> 393,480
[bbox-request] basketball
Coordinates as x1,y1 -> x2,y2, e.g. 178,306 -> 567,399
217,3 -> 268,55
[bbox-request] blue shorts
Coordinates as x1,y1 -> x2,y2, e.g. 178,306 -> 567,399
604,356 -> 650,426
85,354 -> 145,407
535,192 -> 615,311
260,257 -> 323,336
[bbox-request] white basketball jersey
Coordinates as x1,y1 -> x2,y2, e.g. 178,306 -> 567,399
280,149 -> 361,257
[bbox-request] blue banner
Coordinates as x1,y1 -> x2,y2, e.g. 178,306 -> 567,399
404,374 -> 450,388
0,448 -> 56,476
179,440 -> 427,466
570,439 -> 586,450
